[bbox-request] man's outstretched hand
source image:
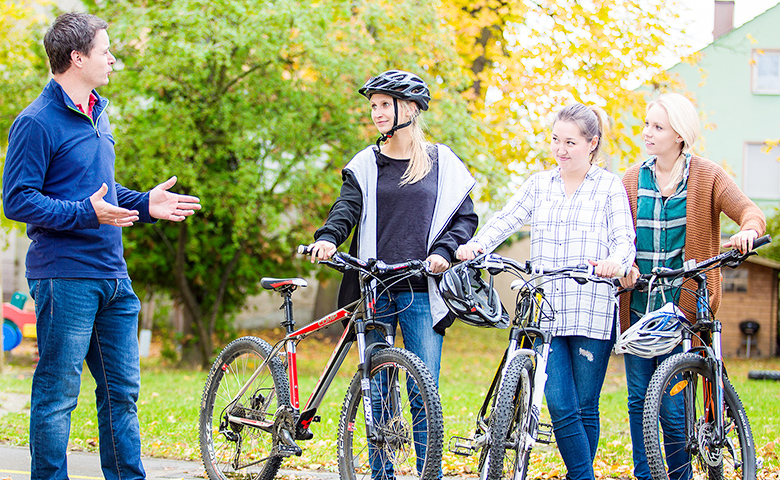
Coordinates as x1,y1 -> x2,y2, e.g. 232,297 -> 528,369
149,176 -> 202,222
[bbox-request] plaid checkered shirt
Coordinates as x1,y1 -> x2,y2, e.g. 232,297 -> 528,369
469,165 -> 636,340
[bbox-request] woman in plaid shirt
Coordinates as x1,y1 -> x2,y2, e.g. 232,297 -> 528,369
457,103 -> 636,480
618,93 -> 765,480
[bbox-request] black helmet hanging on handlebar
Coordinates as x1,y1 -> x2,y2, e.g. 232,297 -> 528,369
439,262 -> 509,329
359,70 -> 431,111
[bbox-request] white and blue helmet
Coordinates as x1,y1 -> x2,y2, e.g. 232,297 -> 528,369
614,302 -> 687,358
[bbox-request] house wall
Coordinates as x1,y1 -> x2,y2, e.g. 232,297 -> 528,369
668,2 -> 780,211
718,262 -> 778,357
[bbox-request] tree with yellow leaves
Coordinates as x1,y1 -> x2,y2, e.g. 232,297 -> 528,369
438,0 -> 691,181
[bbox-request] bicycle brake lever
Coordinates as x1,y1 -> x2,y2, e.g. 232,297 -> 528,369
319,260 -> 345,272
485,253 -> 504,276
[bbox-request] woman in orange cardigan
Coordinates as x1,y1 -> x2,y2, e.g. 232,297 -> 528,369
618,92 -> 765,480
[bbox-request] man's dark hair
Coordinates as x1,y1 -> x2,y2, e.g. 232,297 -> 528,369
44,13 -> 109,75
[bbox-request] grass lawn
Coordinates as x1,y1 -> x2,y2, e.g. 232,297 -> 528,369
1,321 -> 779,478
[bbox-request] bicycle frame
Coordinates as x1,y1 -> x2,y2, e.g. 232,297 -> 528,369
220,260 -> 417,446
504,288 -> 552,456
676,271 -> 729,450
463,258 -> 608,462
639,235 -> 772,455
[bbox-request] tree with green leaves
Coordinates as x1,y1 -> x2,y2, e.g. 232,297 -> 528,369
93,0 -> 483,365
1,0 -> 49,222
1,0 -> 691,366
88,0 -> 691,365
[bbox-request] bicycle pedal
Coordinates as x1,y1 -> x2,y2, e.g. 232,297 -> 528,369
536,423 -> 554,445
273,443 -> 303,457
448,436 -> 476,456
278,427 -> 303,457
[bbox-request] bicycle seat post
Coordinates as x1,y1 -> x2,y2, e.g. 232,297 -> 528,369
279,287 -> 296,333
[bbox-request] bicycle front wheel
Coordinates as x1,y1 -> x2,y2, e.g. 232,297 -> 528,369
485,355 -> 534,480
643,352 -> 756,480
338,347 -> 444,480
199,336 -> 291,480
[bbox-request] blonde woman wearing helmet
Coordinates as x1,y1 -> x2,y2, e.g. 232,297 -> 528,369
618,92 -> 766,480
308,69 -> 478,478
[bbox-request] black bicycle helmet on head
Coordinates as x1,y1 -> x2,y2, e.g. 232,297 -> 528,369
359,70 -> 431,111
439,262 -> 509,329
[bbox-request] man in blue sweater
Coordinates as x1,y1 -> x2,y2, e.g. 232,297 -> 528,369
2,13 -> 201,480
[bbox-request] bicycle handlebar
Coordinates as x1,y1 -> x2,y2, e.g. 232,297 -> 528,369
467,253 -> 621,287
618,234 -> 772,293
297,245 -> 433,276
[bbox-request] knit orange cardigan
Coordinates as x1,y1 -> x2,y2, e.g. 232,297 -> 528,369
619,155 -> 766,331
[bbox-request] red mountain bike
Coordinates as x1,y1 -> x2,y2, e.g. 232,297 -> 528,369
198,247 -> 443,480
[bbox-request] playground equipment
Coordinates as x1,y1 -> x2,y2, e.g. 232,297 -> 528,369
2,291 -> 36,351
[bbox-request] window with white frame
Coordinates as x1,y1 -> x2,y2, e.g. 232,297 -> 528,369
752,49 -> 780,94
744,143 -> 780,200
722,267 -> 748,293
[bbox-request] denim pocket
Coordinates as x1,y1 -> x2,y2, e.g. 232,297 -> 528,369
28,279 -> 39,302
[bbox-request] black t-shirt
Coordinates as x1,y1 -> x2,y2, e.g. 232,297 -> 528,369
375,151 -> 438,291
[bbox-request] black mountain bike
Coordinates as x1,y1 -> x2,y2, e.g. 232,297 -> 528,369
635,235 -> 771,480
198,247 -> 443,480
447,253 -> 616,480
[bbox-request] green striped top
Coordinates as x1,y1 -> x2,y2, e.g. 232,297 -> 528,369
630,154 -> 690,316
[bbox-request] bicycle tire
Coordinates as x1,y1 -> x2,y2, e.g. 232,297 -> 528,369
643,352 -> 756,480
199,336 -> 291,480
485,355 -> 534,480
338,347 -> 444,480
476,369 -> 503,478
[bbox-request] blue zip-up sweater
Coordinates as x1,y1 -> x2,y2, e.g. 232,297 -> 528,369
3,79 -> 153,279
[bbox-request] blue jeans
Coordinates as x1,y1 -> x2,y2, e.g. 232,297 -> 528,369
544,334 -> 614,480
367,291 -> 443,478
28,278 -> 144,480
624,312 -> 690,480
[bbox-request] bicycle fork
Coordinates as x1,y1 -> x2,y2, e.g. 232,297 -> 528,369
354,295 -> 397,446
508,343 -> 550,455
678,282 -> 729,460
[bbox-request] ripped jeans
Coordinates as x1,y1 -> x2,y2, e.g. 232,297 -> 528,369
544,334 -> 614,480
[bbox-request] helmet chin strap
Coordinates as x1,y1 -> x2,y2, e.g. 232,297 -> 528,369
375,97 -> 412,148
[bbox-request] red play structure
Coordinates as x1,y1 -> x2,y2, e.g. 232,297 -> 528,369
3,291 -> 36,351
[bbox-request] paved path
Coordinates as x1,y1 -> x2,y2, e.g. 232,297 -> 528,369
0,444 -> 350,480
0,444 -> 461,480
0,445 -> 208,480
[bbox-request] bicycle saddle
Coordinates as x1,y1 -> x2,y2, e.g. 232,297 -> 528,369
260,278 -> 308,291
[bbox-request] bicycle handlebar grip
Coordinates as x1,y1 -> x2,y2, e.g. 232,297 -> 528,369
297,244 -> 312,255
754,234 -> 771,249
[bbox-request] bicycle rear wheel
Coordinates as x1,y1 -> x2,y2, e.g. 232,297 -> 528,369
338,347 -> 443,480
485,355 -> 534,480
643,352 -> 756,480
199,336 -> 291,480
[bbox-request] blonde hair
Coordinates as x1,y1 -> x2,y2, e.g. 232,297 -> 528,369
648,93 -> 700,191
554,103 -> 611,164
398,100 -> 432,186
